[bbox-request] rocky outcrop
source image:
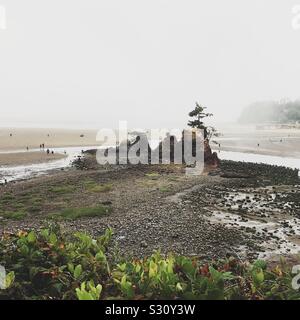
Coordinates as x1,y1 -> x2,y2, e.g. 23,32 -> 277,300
204,139 -> 220,167
82,132 -> 220,167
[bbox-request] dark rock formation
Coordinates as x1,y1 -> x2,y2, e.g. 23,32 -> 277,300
203,139 -> 220,167
83,131 -> 220,167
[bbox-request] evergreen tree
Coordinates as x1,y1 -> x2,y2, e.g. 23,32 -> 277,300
188,102 -> 218,141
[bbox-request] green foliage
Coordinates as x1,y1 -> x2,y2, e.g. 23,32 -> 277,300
159,187 -> 171,193
49,185 -> 76,194
145,173 -> 160,180
0,211 -> 28,220
0,227 -> 300,300
49,205 -> 112,220
84,181 -> 113,193
0,193 -> 15,203
0,225 -> 113,300
76,281 -> 102,300
188,102 -> 219,141
239,99 -> 300,124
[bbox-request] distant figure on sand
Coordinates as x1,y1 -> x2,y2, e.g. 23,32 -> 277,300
257,143 -> 260,147
9,133 -> 12,137
26,146 -> 29,151
46,149 -> 50,155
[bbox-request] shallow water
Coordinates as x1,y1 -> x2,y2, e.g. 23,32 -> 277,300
0,147 -> 299,183
217,150 -> 300,171
207,210 -> 300,259
0,146 -> 99,183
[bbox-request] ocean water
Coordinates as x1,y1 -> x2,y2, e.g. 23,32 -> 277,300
0,146 -> 98,183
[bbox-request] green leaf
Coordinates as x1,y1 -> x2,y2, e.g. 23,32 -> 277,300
118,263 -> 126,272
76,288 -> 94,300
252,268 -> 265,287
40,229 -> 49,239
67,263 -> 74,274
74,264 -> 83,280
20,244 -> 30,256
49,232 -> 58,245
5,272 -> 15,289
27,231 -> 36,243
149,261 -> 158,278
253,260 -> 267,271
176,282 -> 183,292
95,250 -> 106,262
209,267 -> 221,282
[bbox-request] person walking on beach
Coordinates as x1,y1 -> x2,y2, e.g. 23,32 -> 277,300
46,149 -> 50,155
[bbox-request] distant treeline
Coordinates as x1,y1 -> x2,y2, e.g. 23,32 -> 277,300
239,100 -> 300,124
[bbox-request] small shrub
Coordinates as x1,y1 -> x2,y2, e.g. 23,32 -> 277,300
0,227 -> 299,300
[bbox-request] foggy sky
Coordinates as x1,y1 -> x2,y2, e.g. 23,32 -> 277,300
0,0 -> 300,129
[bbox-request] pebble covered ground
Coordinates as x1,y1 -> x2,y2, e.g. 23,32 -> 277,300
0,155 -> 299,263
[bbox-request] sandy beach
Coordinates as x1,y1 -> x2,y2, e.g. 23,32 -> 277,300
0,127 -> 98,167
0,151 -> 66,167
1,126 -> 300,168
0,127 -> 98,152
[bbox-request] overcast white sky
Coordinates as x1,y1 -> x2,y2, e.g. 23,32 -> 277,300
0,0 -> 300,129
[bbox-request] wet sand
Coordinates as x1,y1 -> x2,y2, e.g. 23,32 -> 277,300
0,151 -> 66,166
1,126 -> 300,168
215,126 -> 300,158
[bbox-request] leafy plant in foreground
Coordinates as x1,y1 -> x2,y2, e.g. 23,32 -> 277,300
0,226 -> 299,300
